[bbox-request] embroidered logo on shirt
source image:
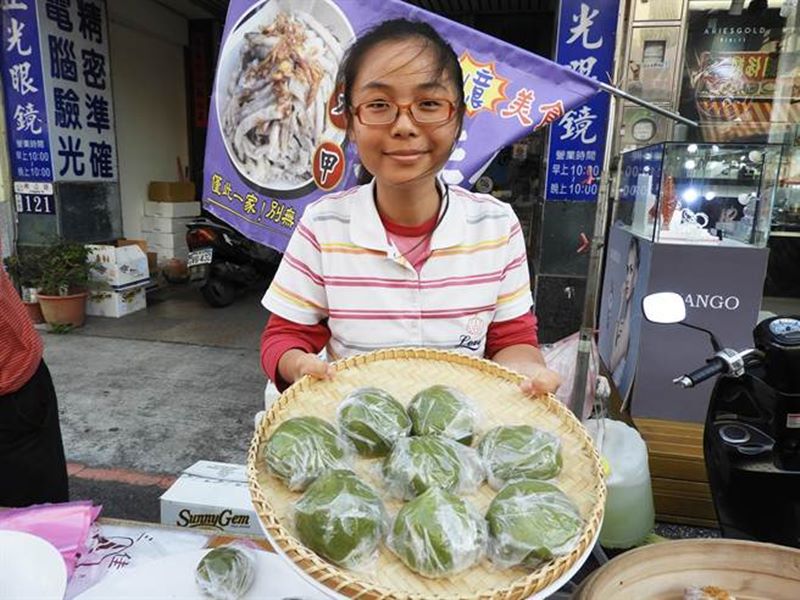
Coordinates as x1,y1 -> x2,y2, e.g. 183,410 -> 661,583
457,316 -> 485,350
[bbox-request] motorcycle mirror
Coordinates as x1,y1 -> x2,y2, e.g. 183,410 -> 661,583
642,292 -> 686,324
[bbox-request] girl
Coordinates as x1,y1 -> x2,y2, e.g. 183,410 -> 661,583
260,18 -> 560,397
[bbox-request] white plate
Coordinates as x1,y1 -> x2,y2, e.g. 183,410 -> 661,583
0,530 -> 67,600
76,548 -> 331,599
260,519 -> 600,600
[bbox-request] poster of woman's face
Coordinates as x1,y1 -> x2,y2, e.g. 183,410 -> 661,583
598,226 -> 652,406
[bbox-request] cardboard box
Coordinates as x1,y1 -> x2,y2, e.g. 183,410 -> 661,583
142,216 -> 195,234
160,461 -> 260,536
148,181 -> 196,202
117,238 -> 148,253
87,285 -> 147,318
146,251 -> 158,273
86,244 -> 150,290
145,201 -> 201,218
144,230 -> 185,249
635,417 -> 718,528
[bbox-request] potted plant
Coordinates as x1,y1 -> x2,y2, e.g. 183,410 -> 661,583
36,241 -> 94,328
3,246 -> 46,324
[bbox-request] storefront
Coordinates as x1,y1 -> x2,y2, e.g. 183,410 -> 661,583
0,0 -> 217,248
596,0 -> 800,422
613,0 -> 800,306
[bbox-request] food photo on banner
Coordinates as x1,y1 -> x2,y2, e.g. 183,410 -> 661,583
202,0 -> 603,253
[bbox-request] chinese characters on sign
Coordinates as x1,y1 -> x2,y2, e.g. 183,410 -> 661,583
1,0 -> 54,183
39,0 -> 117,181
546,0 -> 619,201
208,172 -> 297,231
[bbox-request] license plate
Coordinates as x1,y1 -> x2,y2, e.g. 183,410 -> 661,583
187,248 -> 213,267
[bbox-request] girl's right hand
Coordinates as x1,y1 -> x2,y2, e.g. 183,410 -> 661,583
279,349 -> 335,384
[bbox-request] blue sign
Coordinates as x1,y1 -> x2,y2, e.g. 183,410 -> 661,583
1,0 -> 54,183
546,0 -> 619,201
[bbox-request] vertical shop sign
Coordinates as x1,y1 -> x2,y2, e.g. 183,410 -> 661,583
545,0 -> 619,201
1,0 -> 54,201
37,0 -> 117,182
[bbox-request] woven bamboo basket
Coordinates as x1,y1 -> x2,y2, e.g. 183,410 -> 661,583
247,348 -> 606,599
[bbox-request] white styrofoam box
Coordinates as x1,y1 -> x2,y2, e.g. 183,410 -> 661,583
142,216 -> 195,234
144,230 -> 185,249
149,243 -> 189,261
144,201 -> 201,218
86,285 -> 146,318
86,244 -> 150,290
160,461 -> 259,535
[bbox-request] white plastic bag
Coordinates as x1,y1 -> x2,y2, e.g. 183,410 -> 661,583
293,469 -> 387,570
388,487 -> 486,578
262,416 -> 354,491
542,332 -> 600,420
194,544 -> 256,600
382,435 -> 485,500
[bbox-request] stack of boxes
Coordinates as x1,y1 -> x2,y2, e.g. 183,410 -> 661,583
85,243 -> 150,318
143,181 -> 201,264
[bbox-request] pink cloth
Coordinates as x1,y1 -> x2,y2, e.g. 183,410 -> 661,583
0,501 -> 102,578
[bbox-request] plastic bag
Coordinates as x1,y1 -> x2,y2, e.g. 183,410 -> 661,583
294,469 -> 387,570
478,425 -> 562,490
407,385 -> 477,445
337,387 -> 411,457
541,332 -> 600,420
388,487 -> 486,578
485,479 -> 583,569
0,500 -> 101,579
195,544 -> 256,600
382,435 -> 485,500
263,416 -> 354,491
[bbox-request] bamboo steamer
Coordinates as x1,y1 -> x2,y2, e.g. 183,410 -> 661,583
575,538 -> 800,599
247,348 -> 606,599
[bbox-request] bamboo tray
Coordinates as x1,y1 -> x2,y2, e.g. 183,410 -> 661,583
247,348 -> 606,599
575,538 -> 800,599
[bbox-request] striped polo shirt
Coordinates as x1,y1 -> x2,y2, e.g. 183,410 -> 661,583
261,179 -> 534,361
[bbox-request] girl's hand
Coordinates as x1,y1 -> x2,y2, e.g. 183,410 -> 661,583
279,349 -> 335,384
518,364 -> 562,396
295,352 -> 335,381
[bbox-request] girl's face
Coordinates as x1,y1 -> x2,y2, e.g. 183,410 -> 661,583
348,39 -> 461,188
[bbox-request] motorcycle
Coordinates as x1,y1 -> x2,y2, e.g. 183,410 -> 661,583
186,217 -> 281,307
642,292 -> 800,548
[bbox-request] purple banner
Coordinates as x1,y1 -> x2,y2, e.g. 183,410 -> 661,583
203,0 -> 600,252
1,0 -> 54,183
545,0 -> 619,202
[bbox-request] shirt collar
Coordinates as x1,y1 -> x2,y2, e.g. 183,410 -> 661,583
349,177 -> 466,252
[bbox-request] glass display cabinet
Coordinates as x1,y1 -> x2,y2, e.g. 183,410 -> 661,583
616,142 -> 783,247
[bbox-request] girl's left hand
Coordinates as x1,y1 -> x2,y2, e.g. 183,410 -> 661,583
518,364 -> 562,396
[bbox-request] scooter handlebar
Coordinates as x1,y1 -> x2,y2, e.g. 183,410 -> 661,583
673,357 -> 728,388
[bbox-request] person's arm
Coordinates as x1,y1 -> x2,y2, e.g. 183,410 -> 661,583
487,208 -> 560,395
486,312 -> 560,394
260,314 -> 332,391
492,343 -> 561,395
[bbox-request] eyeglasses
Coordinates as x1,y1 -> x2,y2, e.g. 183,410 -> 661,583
352,99 -> 457,126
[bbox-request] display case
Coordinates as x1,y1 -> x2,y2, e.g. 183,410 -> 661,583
616,142 -> 782,247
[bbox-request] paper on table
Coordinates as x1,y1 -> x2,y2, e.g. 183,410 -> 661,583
75,549 -> 331,599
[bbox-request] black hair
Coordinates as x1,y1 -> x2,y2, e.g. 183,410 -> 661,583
338,19 -> 464,117
336,19 -> 465,184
